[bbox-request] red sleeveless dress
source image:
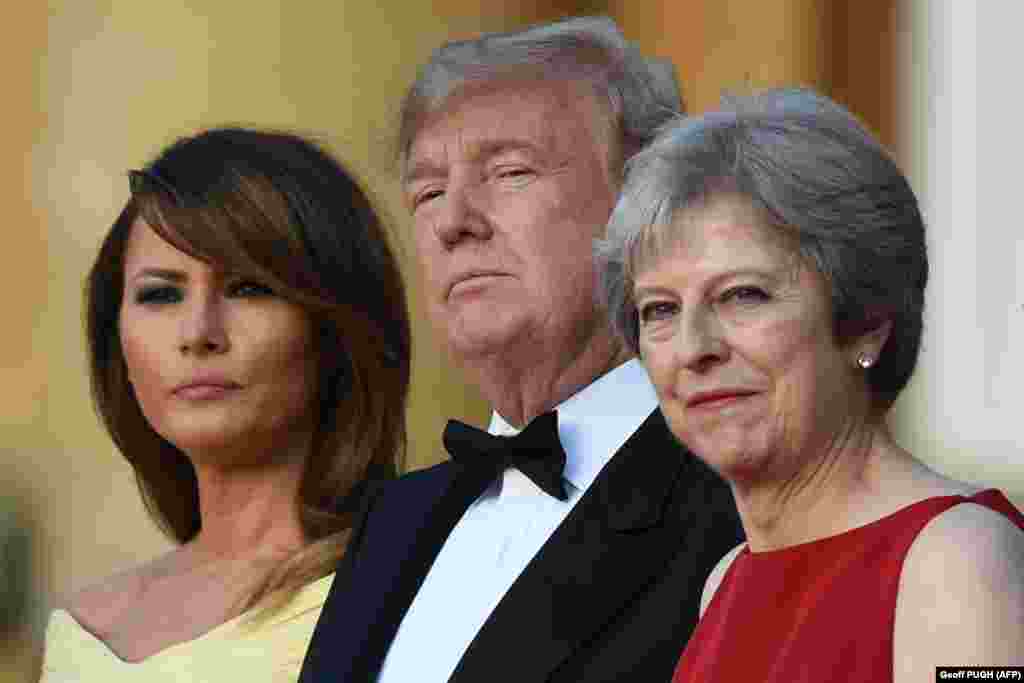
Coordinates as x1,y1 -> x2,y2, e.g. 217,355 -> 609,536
672,490 -> 1024,682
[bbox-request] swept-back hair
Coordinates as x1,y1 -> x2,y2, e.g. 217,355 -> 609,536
86,127 -> 411,605
397,15 -> 683,177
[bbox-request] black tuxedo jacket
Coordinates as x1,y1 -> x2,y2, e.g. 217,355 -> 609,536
299,410 -> 742,682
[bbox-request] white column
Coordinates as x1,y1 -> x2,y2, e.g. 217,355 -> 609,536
893,0 -> 1024,502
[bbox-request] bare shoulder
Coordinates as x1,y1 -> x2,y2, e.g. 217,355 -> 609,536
904,500 -> 1024,581
700,542 -> 747,617
894,501 -> 1024,678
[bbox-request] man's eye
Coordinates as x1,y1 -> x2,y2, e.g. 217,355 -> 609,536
134,286 -> 182,305
639,301 -> 677,324
228,280 -> 275,298
414,189 -> 444,208
495,166 -> 534,181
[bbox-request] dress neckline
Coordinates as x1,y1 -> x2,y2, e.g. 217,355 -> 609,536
741,488 -> 1000,559
52,571 -> 334,665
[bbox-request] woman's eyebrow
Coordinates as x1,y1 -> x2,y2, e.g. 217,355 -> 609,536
128,267 -> 187,283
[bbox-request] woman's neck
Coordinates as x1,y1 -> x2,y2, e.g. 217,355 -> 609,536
187,451 -> 308,563
180,430 -> 309,565
729,423 -> 914,552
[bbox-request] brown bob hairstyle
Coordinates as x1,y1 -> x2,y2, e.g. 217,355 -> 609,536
86,128 -> 410,602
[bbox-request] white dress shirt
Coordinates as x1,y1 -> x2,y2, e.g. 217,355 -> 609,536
376,359 -> 658,682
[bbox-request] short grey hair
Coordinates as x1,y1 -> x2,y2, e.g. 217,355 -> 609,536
396,16 -> 683,176
596,88 -> 928,409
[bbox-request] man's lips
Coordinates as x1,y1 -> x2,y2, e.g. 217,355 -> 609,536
446,271 -> 510,298
685,389 -> 759,409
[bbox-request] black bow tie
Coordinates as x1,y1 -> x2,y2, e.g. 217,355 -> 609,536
442,411 -> 569,501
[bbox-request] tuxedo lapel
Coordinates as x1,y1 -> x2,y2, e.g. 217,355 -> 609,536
300,462 -> 487,682
450,410 -> 691,682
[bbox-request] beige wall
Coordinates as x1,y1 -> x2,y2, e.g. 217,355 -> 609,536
610,0 -> 831,114
3,3 -> 48,678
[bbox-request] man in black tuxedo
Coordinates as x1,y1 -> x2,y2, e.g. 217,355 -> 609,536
300,16 -> 742,682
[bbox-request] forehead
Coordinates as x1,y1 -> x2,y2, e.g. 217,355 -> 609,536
123,217 -> 203,273
638,194 -> 801,278
406,79 -> 610,174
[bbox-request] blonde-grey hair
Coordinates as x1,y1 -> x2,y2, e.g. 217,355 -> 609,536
596,88 -> 928,410
396,16 -> 683,178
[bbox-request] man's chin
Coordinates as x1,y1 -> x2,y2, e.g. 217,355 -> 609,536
442,315 -> 532,364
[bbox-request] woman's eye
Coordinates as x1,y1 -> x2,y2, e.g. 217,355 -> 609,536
228,280 -> 275,298
721,286 -> 770,305
134,286 -> 182,305
639,301 -> 678,324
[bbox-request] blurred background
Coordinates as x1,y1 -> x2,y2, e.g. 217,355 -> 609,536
4,0 -> 1021,679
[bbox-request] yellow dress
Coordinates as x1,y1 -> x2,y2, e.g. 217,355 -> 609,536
40,573 -> 333,682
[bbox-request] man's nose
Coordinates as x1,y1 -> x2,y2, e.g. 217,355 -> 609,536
434,183 -> 493,249
178,294 -> 229,356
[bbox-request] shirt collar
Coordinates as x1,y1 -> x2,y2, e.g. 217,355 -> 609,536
487,358 -> 658,494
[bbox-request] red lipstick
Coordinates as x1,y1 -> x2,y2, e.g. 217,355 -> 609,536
686,389 -> 758,409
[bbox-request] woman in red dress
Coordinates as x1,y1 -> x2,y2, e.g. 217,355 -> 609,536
596,88 -> 1024,681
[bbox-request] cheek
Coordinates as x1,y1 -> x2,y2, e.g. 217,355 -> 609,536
515,186 -> 600,276
251,317 -> 319,400
119,318 -> 166,398
118,321 -> 177,434
530,227 -> 597,305
748,314 -> 818,376
639,342 -> 680,406
757,322 -> 838,424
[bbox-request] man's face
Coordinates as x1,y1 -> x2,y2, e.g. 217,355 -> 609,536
404,80 -> 619,363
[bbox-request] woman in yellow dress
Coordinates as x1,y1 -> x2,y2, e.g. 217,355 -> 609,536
41,127 -> 411,681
